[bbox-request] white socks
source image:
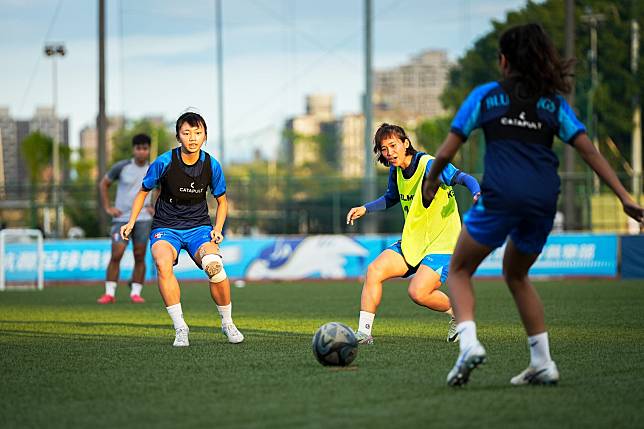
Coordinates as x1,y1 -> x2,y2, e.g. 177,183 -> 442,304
104,281 -> 117,296
457,320 -> 478,352
358,311 -> 375,335
166,303 -> 188,330
528,332 -> 552,368
216,303 -> 233,325
131,282 -> 143,296
105,281 -> 144,297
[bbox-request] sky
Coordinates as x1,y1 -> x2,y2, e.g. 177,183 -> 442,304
0,0 -> 533,163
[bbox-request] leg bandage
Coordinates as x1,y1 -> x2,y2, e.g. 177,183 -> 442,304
202,253 -> 227,283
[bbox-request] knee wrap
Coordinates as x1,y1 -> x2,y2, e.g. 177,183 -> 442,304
202,253 -> 227,283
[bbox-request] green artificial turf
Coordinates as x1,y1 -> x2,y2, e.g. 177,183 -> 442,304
1,279 -> 643,428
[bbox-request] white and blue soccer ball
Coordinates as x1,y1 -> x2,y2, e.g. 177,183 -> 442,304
312,322 -> 358,366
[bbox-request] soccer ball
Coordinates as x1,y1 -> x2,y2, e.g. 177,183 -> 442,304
312,322 -> 358,366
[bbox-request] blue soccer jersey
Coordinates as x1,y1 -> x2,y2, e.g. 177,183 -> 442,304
451,79 -> 586,217
142,148 -> 226,230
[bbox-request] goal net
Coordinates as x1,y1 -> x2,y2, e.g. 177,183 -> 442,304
0,228 -> 44,291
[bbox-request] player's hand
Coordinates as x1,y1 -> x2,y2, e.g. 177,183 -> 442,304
422,177 -> 440,208
473,192 -> 481,204
211,229 -> 224,244
346,206 -> 366,225
106,207 -> 122,217
120,223 -> 134,241
622,199 -> 644,223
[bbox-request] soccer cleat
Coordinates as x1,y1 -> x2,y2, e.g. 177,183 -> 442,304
130,294 -> 145,304
447,316 -> 459,343
354,330 -> 374,345
510,360 -> 559,386
173,327 -> 190,347
446,341 -> 487,387
97,294 -> 116,304
222,322 -> 244,344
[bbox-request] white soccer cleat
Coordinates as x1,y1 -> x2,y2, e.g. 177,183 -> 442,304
446,341 -> 487,387
511,360 -> 559,386
447,316 -> 459,343
354,330 -> 374,345
173,327 -> 190,347
222,322 -> 244,344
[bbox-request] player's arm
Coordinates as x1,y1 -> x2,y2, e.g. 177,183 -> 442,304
98,175 -> 119,217
450,170 -> 481,202
422,132 -> 465,205
347,168 -> 399,225
144,188 -> 158,216
120,188 -> 150,240
211,194 -> 227,244
573,133 -> 643,222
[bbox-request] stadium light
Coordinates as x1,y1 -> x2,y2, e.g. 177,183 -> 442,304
44,43 -> 66,237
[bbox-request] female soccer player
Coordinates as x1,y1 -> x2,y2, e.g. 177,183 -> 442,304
120,111 -> 244,347
423,23 -> 644,386
346,123 -> 480,344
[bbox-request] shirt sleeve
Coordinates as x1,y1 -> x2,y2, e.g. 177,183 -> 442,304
142,152 -> 171,191
106,160 -> 128,182
556,96 -> 587,144
426,159 -> 459,186
364,196 -> 387,213
451,171 -> 481,196
450,82 -> 498,141
210,157 -> 226,197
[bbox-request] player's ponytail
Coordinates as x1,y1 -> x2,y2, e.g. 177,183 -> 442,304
499,23 -> 574,96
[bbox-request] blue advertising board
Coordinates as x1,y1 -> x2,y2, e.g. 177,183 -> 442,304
621,235 -> 644,279
475,233 -> 618,277
1,233 -> 617,284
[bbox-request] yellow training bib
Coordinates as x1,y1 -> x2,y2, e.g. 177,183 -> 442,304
397,154 -> 461,266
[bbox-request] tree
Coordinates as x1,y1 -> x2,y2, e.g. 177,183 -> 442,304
20,132 -> 71,228
64,149 -> 101,237
110,118 -> 174,164
415,116 -> 452,156
442,0 -> 643,164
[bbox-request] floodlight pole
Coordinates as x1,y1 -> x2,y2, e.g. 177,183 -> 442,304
216,0 -> 225,165
563,0 -> 576,230
632,19 -> 642,206
362,0 -> 377,233
44,43 -> 66,238
97,0 -> 108,234
581,9 -> 605,194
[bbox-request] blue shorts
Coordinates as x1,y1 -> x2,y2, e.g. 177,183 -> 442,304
149,225 -> 213,266
463,203 -> 554,254
388,241 -> 451,283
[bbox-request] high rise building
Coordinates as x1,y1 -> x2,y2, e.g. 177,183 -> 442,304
79,115 -> 125,179
283,94 -> 336,169
374,50 -> 451,120
0,107 -> 69,199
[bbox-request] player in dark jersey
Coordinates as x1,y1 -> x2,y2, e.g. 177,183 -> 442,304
423,23 -> 644,387
120,112 -> 244,347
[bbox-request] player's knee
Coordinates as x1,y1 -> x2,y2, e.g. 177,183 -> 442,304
133,248 -> 146,262
202,253 -> 227,283
366,263 -> 384,281
154,258 -> 173,278
407,285 -> 423,303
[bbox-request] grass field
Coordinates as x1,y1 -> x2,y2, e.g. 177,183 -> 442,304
1,278 -> 643,428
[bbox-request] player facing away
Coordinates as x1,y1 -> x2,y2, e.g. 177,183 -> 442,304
97,133 -> 154,304
120,111 -> 244,347
423,23 -> 644,387
346,123 -> 481,345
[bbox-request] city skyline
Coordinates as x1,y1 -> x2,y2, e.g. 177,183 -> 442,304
0,0 -> 532,162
